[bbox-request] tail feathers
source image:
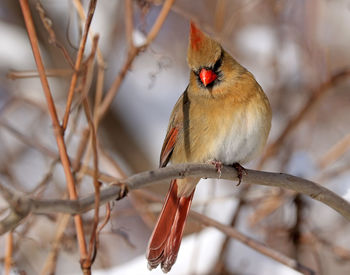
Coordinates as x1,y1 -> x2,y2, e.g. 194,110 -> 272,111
147,180 -> 195,273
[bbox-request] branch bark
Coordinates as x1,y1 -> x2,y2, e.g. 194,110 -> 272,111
1,163 -> 350,236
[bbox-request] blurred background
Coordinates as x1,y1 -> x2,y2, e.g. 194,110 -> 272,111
1,0 -> 350,274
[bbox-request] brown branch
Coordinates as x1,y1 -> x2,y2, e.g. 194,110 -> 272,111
7,69 -> 73,79
96,0 -> 176,122
259,69 -> 350,167
0,119 -> 116,184
79,36 -> 101,265
125,0 -> 134,50
40,214 -> 70,275
39,106 -> 84,274
72,0 -> 106,127
142,0 -> 176,47
19,0 -> 88,262
4,232 -> 13,275
36,1 -> 75,68
212,184 -> 250,274
318,132 -> 350,169
2,118 -> 350,226
62,0 -> 97,131
189,211 -> 315,275
2,163 -> 350,236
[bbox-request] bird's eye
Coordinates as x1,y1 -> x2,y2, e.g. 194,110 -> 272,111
213,51 -> 223,71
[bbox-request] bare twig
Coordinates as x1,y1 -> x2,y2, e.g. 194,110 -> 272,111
318,133 -> 350,169
260,69 -> 350,167
189,211 -> 315,275
79,36 -> 101,264
40,214 -> 70,275
96,0 -> 176,122
36,1 -> 75,67
125,0 -> 134,50
0,119 -> 116,184
72,0 -> 106,126
62,0 -> 97,131
7,69 -> 73,79
4,232 -> 13,275
19,0 -> 88,263
142,0 -> 175,47
212,185 -> 250,274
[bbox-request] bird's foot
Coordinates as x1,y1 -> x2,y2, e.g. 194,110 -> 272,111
210,160 -> 223,178
232,163 -> 247,186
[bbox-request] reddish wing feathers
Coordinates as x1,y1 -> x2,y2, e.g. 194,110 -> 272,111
159,127 -> 178,168
146,180 -> 195,273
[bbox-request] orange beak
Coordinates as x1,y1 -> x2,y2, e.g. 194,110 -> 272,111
199,68 -> 217,86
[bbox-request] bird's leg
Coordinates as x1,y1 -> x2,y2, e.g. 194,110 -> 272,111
210,160 -> 223,178
232,163 -> 247,186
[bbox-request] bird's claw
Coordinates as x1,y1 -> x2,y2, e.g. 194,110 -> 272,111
210,160 -> 223,179
232,163 -> 247,186
110,182 -> 129,200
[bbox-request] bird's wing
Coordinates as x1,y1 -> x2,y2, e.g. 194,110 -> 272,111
159,126 -> 179,168
159,89 -> 189,168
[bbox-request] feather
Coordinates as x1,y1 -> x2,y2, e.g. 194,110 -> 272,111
147,180 -> 195,273
160,127 -> 178,168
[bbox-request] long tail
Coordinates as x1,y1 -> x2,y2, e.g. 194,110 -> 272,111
146,179 -> 195,273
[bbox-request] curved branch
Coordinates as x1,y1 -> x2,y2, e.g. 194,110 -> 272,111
1,163 -> 350,235
189,211 -> 315,275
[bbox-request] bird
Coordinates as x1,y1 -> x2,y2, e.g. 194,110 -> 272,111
146,21 -> 272,273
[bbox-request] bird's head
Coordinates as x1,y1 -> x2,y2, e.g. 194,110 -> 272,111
187,22 -> 223,88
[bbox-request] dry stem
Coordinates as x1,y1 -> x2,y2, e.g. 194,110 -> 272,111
62,0 -> 97,131
260,69 -> 350,167
19,0 -> 88,263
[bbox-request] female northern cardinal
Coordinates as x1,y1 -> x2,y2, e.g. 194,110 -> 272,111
146,22 -> 271,273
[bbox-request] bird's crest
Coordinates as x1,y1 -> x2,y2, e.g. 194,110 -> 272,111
190,21 -> 205,51
187,21 -> 222,71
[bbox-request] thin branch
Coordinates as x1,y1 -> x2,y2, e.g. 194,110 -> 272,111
212,185 -> 249,274
2,117 -> 350,225
125,0 -> 134,50
72,0 -> 106,126
7,69 -> 73,79
318,132 -> 350,169
40,214 -> 70,275
19,0 -> 88,261
96,0 -> 176,122
142,0 -> 175,47
189,211 -> 315,275
79,36 -> 101,263
2,163 -> 350,236
4,232 -> 13,275
259,69 -> 350,167
0,211 -> 27,236
0,119 -> 116,184
36,1 -> 75,68
62,0 -> 97,131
